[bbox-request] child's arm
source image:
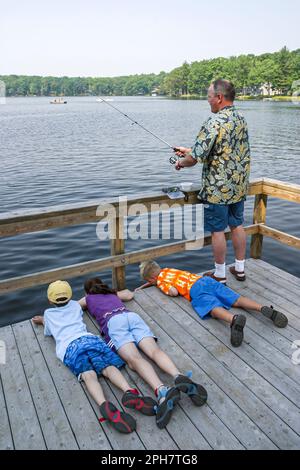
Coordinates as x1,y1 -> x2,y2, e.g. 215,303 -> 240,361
32,315 -> 44,325
117,289 -> 134,301
134,282 -> 153,292
78,297 -> 87,310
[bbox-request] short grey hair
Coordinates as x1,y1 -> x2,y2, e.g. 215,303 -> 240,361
212,79 -> 236,101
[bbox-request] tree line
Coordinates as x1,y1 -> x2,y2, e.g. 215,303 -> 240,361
1,47 -> 299,98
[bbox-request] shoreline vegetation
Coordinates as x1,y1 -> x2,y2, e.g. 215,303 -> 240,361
177,94 -> 300,101
1,47 -> 300,99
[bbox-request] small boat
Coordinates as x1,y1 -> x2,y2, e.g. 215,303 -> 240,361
50,98 -> 67,104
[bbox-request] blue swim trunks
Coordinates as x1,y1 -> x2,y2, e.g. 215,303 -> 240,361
204,200 -> 245,233
63,335 -> 125,378
190,277 -> 240,319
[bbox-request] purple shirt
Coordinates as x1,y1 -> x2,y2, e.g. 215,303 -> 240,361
86,293 -> 128,343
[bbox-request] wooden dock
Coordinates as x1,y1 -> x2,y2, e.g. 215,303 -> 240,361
1,258 -> 300,450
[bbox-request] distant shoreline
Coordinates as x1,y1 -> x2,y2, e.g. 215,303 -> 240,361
5,94 -> 300,102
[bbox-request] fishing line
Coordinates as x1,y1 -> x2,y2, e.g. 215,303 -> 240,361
97,98 -> 179,164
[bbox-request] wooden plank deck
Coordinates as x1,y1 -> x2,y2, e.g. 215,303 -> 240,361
1,259 -> 300,450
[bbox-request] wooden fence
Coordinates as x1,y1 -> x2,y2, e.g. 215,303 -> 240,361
0,178 -> 299,294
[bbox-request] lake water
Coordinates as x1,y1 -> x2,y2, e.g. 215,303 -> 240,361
1,96 -> 300,326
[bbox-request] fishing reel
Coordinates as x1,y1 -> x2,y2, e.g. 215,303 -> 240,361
169,147 -> 184,165
169,154 -> 178,165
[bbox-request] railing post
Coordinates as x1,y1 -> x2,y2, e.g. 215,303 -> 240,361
110,216 -> 126,290
250,194 -> 268,259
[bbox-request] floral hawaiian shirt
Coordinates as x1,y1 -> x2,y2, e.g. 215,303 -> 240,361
191,106 -> 251,205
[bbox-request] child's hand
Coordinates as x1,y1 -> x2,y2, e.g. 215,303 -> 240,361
117,289 -> 134,301
32,315 -> 44,325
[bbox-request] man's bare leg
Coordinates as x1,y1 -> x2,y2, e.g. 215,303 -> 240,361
211,231 -> 227,264
230,225 -> 246,261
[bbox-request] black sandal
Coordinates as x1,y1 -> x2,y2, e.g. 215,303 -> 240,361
155,387 -> 181,429
230,314 -> 246,347
261,306 -> 288,328
175,373 -> 207,406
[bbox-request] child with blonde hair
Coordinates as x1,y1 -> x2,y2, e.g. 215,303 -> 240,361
138,260 -> 288,347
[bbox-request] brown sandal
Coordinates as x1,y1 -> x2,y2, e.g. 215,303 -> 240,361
229,266 -> 246,282
203,271 -> 227,284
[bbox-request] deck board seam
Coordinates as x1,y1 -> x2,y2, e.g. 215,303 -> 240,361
132,294 -> 274,449
243,264 -> 300,316
248,259 -> 300,288
30,321 -> 82,449
161,293 -> 300,431
141,289 -> 300,442
84,313 -> 170,450
0,371 -> 15,450
10,324 -> 48,449
85,311 -> 215,449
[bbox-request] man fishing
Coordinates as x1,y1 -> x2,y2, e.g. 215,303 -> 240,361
174,79 -> 251,284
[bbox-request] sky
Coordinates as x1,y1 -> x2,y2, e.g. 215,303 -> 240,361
1,0 -> 299,77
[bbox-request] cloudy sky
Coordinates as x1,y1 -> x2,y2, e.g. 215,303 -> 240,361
1,0 -> 299,76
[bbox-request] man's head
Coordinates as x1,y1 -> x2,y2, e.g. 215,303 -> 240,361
139,260 -> 162,284
207,79 -> 236,113
47,280 -> 72,306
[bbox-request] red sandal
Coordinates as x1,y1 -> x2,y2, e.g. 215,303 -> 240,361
99,401 -> 136,434
122,388 -> 157,416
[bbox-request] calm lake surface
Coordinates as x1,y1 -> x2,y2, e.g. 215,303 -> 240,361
1,96 -> 300,326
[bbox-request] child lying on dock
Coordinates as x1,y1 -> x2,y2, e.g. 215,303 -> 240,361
32,280 -> 158,434
79,277 -> 208,429
138,260 -> 288,348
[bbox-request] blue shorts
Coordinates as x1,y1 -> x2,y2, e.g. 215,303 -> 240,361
190,277 -> 240,319
63,335 -> 124,378
204,200 -> 245,233
107,311 -> 156,351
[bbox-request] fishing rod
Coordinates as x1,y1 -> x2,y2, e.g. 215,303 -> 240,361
97,98 -> 179,164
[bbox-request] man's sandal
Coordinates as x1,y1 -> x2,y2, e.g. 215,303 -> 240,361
203,271 -> 227,284
229,266 -> 246,282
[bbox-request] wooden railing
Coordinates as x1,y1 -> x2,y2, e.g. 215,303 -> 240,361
0,178 -> 299,295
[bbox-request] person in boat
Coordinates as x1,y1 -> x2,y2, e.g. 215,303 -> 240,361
174,79 -> 250,285
32,280 -> 158,434
79,277 -> 208,429
138,260 -> 288,348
